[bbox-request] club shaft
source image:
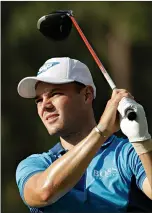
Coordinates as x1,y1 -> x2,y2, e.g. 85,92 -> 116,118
68,13 -> 136,121
69,16 -> 116,90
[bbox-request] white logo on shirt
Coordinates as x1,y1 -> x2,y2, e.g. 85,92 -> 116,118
93,168 -> 118,179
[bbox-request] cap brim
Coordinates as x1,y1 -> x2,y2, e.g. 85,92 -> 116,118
17,76 -> 74,98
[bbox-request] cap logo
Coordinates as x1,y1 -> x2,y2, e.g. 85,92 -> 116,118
37,62 -> 60,76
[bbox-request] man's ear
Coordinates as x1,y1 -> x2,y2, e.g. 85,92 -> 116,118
84,86 -> 94,103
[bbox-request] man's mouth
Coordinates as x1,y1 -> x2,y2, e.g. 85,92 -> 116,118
45,114 -> 59,123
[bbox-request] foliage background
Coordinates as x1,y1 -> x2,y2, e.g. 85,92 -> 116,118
2,1 -> 152,213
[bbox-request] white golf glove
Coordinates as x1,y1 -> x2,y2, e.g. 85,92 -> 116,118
118,97 -> 151,143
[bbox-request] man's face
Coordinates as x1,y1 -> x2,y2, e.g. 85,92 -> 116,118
35,82 -> 92,137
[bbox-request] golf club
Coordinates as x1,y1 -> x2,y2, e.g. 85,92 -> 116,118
37,10 -> 136,121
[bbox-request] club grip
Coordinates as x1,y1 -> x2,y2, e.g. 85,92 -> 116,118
125,109 -> 137,120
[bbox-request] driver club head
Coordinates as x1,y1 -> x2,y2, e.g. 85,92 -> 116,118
37,10 -> 73,41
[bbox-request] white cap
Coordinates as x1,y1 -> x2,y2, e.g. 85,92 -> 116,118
17,57 -> 96,98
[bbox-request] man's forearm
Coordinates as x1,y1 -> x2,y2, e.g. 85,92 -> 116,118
36,128 -> 108,205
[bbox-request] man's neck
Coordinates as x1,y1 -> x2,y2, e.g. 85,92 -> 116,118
60,121 -> 96,150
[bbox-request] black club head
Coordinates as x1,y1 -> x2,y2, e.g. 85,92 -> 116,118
37,11 -> 73,41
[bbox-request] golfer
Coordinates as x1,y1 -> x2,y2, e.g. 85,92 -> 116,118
16,57 -> 152,213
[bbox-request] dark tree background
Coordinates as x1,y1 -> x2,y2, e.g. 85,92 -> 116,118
2,2 -> 152,213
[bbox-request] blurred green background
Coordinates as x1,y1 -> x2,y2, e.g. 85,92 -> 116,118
2,1 -> 152,213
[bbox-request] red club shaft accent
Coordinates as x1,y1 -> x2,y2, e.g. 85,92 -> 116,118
69,15 -> 116,90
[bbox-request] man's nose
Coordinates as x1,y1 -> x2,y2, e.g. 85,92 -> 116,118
41,95 -> 53,110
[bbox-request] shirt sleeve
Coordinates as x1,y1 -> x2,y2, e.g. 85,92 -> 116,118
125,141 -> 146,191
16,153 -> 53,205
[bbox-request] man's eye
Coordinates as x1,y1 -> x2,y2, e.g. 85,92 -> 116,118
35,99 -> 42,104
51,92 -> 62,97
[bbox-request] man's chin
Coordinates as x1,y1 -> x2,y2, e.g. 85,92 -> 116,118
47,127 -> 63,136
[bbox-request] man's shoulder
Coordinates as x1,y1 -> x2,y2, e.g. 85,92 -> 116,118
16,149 -> 54,172
106,134 -> 131,149
112,135 -> 132,148
106,135 -> 136,160
16,149 -> 55,187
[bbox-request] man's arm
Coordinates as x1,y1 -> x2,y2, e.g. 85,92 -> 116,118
134,144 -> 152,199
24,128 -> 108,207
119,99 -> 152,199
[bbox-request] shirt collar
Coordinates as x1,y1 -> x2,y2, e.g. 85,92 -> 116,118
57,135 -> 116,154
102,134 -> 116,147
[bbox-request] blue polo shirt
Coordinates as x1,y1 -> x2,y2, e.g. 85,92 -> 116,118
16,135 -> 152,213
